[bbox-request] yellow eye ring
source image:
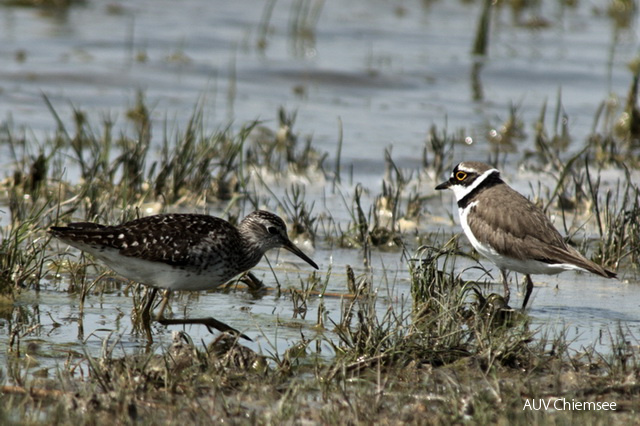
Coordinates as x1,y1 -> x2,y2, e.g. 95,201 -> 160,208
455,171 -> 467,181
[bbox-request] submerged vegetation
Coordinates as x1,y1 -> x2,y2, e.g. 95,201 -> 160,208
1,0 -> 640,423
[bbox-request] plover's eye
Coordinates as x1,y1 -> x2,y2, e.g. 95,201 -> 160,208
455,171 -> 467,181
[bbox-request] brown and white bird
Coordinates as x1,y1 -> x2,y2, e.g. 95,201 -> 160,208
435,161 -> 616,309
49,211 -> 319,339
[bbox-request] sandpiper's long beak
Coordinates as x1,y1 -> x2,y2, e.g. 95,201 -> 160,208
435,179 -> 451,190
282,240 -> 319,269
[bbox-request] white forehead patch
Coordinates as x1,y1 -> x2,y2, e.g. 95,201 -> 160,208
458,163 -> 481,173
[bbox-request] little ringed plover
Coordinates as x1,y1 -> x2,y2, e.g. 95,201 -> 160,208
435,161 -> 616,309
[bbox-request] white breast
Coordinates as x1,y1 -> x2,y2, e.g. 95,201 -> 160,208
459,201 -> 500,261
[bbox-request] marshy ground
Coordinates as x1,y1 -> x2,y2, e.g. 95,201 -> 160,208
1,0 -> 640,423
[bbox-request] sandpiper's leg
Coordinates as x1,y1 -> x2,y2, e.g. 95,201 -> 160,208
242,271 -> 265,290
158,316 -> 252,341
142,287 -> 158,321
522,274 -> 534,310
500,269 -> 510,304
152,290 -> 251,341
155,289 -> 172,320
143,322 -> 153,345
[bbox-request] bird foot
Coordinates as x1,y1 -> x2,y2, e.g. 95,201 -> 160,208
157,317 -> 252,341
240,271 -> 265,291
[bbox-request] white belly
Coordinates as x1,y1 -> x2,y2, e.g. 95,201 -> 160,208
90,247 -> 233,291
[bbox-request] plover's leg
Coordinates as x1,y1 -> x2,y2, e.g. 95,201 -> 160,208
500,269 -> 510,304
155,289 -> 172,320
522,274 -> 534,310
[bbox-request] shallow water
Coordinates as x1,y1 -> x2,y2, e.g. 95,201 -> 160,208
0,0 -> 639,368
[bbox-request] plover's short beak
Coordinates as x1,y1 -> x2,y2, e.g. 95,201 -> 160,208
435,180 -> 451,190
282,240 -> 319,269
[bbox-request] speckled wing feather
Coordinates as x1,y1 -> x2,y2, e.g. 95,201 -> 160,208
466,184 -> 614,277
50,214 -> 241,267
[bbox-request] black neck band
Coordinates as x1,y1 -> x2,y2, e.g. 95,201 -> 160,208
457,172 -> 503,209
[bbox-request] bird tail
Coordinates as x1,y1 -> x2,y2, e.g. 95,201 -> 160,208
565,246 -> 617,279
599,266 -> 617,279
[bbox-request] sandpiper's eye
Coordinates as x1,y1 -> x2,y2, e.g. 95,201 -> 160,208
455,171 -> 467,181
267,226 -> 279,235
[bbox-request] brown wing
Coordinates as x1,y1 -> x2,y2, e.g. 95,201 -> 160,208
52,214 -> 240,266
466,185 -> 567,260
466,185 -> 615,278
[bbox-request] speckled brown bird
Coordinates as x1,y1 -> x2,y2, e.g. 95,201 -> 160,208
49,211 -> 318,339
